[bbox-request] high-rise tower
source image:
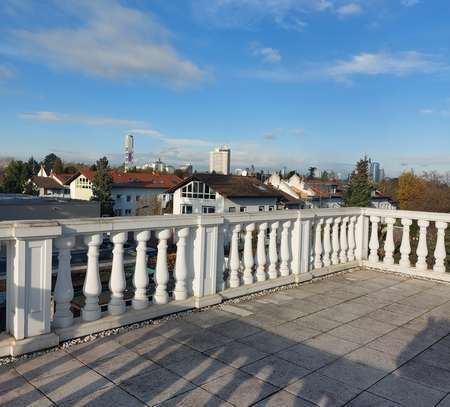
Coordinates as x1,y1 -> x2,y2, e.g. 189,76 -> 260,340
124,134 -> 134,172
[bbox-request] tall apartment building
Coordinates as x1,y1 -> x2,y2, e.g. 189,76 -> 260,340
209,146 -> 231,175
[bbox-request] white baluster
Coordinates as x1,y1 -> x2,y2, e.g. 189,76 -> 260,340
82,234 -> 103,321
416,220 -> 429,271
433,222 -> 448,273
174,227 -> 190,300
132,230 -> 150,310
243,223 -> 255,284
399,218 -> 412,268
54,236 -> 76,328
383,217 -> 396,266
268,221 -> 279,279
347,216 -> 356,262
368,216 -> 380,263
229,224 -> 241,288
280,221 -> 291,276
323,218 -> 332,267
153,229 -> 171,304
109,232 -> 128,315
339,217 -> 349,263
256,222 -> 268,282
313,218 -> 324,269
331,217 -> 341,265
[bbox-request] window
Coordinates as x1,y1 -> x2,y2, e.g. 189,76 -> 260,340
268,206 -> 274,211
202,206 -> 215,214
181,204 -> 193,214
240,206 -> 247,213
126,195 -> 131,202
228,207 -> 236,213
125,209 -> 132,215
75,176 -> 92,189
258,205 -> 265,212
181,181 -> 215,199
115,209 -> 122,216
116,194 -> 122,200
136,195 -> 140,202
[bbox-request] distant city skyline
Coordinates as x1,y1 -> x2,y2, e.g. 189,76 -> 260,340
0,0 -> 449,176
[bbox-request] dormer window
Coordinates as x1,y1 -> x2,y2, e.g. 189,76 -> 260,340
181,181 -> 215,199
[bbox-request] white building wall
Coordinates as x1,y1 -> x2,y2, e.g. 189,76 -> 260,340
113,187 -> 166,216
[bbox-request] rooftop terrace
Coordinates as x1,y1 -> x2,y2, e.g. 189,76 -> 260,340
3,269 -> 450,406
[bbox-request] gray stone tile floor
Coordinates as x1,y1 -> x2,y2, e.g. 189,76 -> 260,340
3,269 -> 450,406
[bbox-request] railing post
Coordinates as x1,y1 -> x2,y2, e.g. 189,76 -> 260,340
132,230 -> 151,309
8,223 -> 61,355
256,222 -> 268,282
109,232 -> 128,315
243,223 -> 255,284
268,221 -> 279,279
347,216 -> 356,262
433,222 -> 448,273
280,220 -> 292,276
82,234 -> 103,321
368,216 -> 380,263
323,218 -> 332,267
416,220 -> 429,271
54,236 -> 76,328
331,217 -> 341,265
192,215 -> 223,307
399,218 -> 412,268
339,217 -> 349,263
229,223 -> 242,288
153,229 -> 171,305
298,217 -> 313,282
383,217 -> 396,266
313,218 -> 324,269
355,211 -> 369,261
174,228 -> 190,300
290,214 -> 302,278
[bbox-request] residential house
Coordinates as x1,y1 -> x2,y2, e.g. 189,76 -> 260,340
68,170 -> 181,216
31,166 -> 72,198
169,173 -> 285,215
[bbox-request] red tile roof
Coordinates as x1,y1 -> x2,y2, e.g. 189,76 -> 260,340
76,170 -> 181,190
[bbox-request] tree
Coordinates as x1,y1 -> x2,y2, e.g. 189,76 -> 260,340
398,172 -> 426,210
307,167 -> 317,179
91,157 -> 114,216
52,158 -> 64,173
26,156 -> 39,176
135,195 -> 163,216
321,171 -> 329,181
1,160 -> 29,193
42,153 -> 62,174
344,158 -> 372,207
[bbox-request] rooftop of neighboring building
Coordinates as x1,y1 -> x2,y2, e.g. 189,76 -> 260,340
169,173 -> 285,199
31,175 -> 67,190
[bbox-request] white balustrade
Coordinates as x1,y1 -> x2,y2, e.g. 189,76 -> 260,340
339,217 -> 349,263
280,220 -> 291,276
268,221 -> 279,279
109,232 -> 128,315
174,228 -> 190,300
132,230 -> 151,309
331,217 -> 341,265
323,218 -> 332,267
153,229 -> 171,304
54,236 -> 76,328
433,222 -> 448,272
399,218 -> 412,268
313,218 -> 324,269
82,234 -> 103,321
256,223 -> 268,282
243,223 -> 255,284
347,216 -> 356,262
229,224 -> 242,288
368,216 -> 380,263
383,217 -> 396,265
416,220 -> 429,271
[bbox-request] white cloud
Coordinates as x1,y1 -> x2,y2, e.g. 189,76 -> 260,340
401,0 -> 419,6
191,0 -> 332,30
128,129 -> 164,138
5,0 -> 204,86
19,111 -> 143,127
336,3 -> 363,17
419,108 -> 433,114
251,44 -> 282,64
325,51 -> 446,83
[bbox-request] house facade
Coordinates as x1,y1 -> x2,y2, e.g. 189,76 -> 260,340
68,170 -> 181,216
31,167 -> 72,198
169,173 -> 284,215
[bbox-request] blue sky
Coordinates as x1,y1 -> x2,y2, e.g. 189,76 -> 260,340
0,0 -> 449,176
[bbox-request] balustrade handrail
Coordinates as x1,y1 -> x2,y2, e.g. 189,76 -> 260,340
363,207 -> 450,222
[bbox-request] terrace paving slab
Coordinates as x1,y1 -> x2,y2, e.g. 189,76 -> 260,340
4,269 -> 450,407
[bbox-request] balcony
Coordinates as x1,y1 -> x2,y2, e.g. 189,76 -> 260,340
0,208 -> 449,405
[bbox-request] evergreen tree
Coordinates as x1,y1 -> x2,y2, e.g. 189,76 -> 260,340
42,153 -> 62,173
1,160 -> 29,193
344,158 -> 372,207
26,156 -> 39,177
91,157 -> 114,216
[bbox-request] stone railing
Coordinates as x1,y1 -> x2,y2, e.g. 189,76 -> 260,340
0,207 -> 447,356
